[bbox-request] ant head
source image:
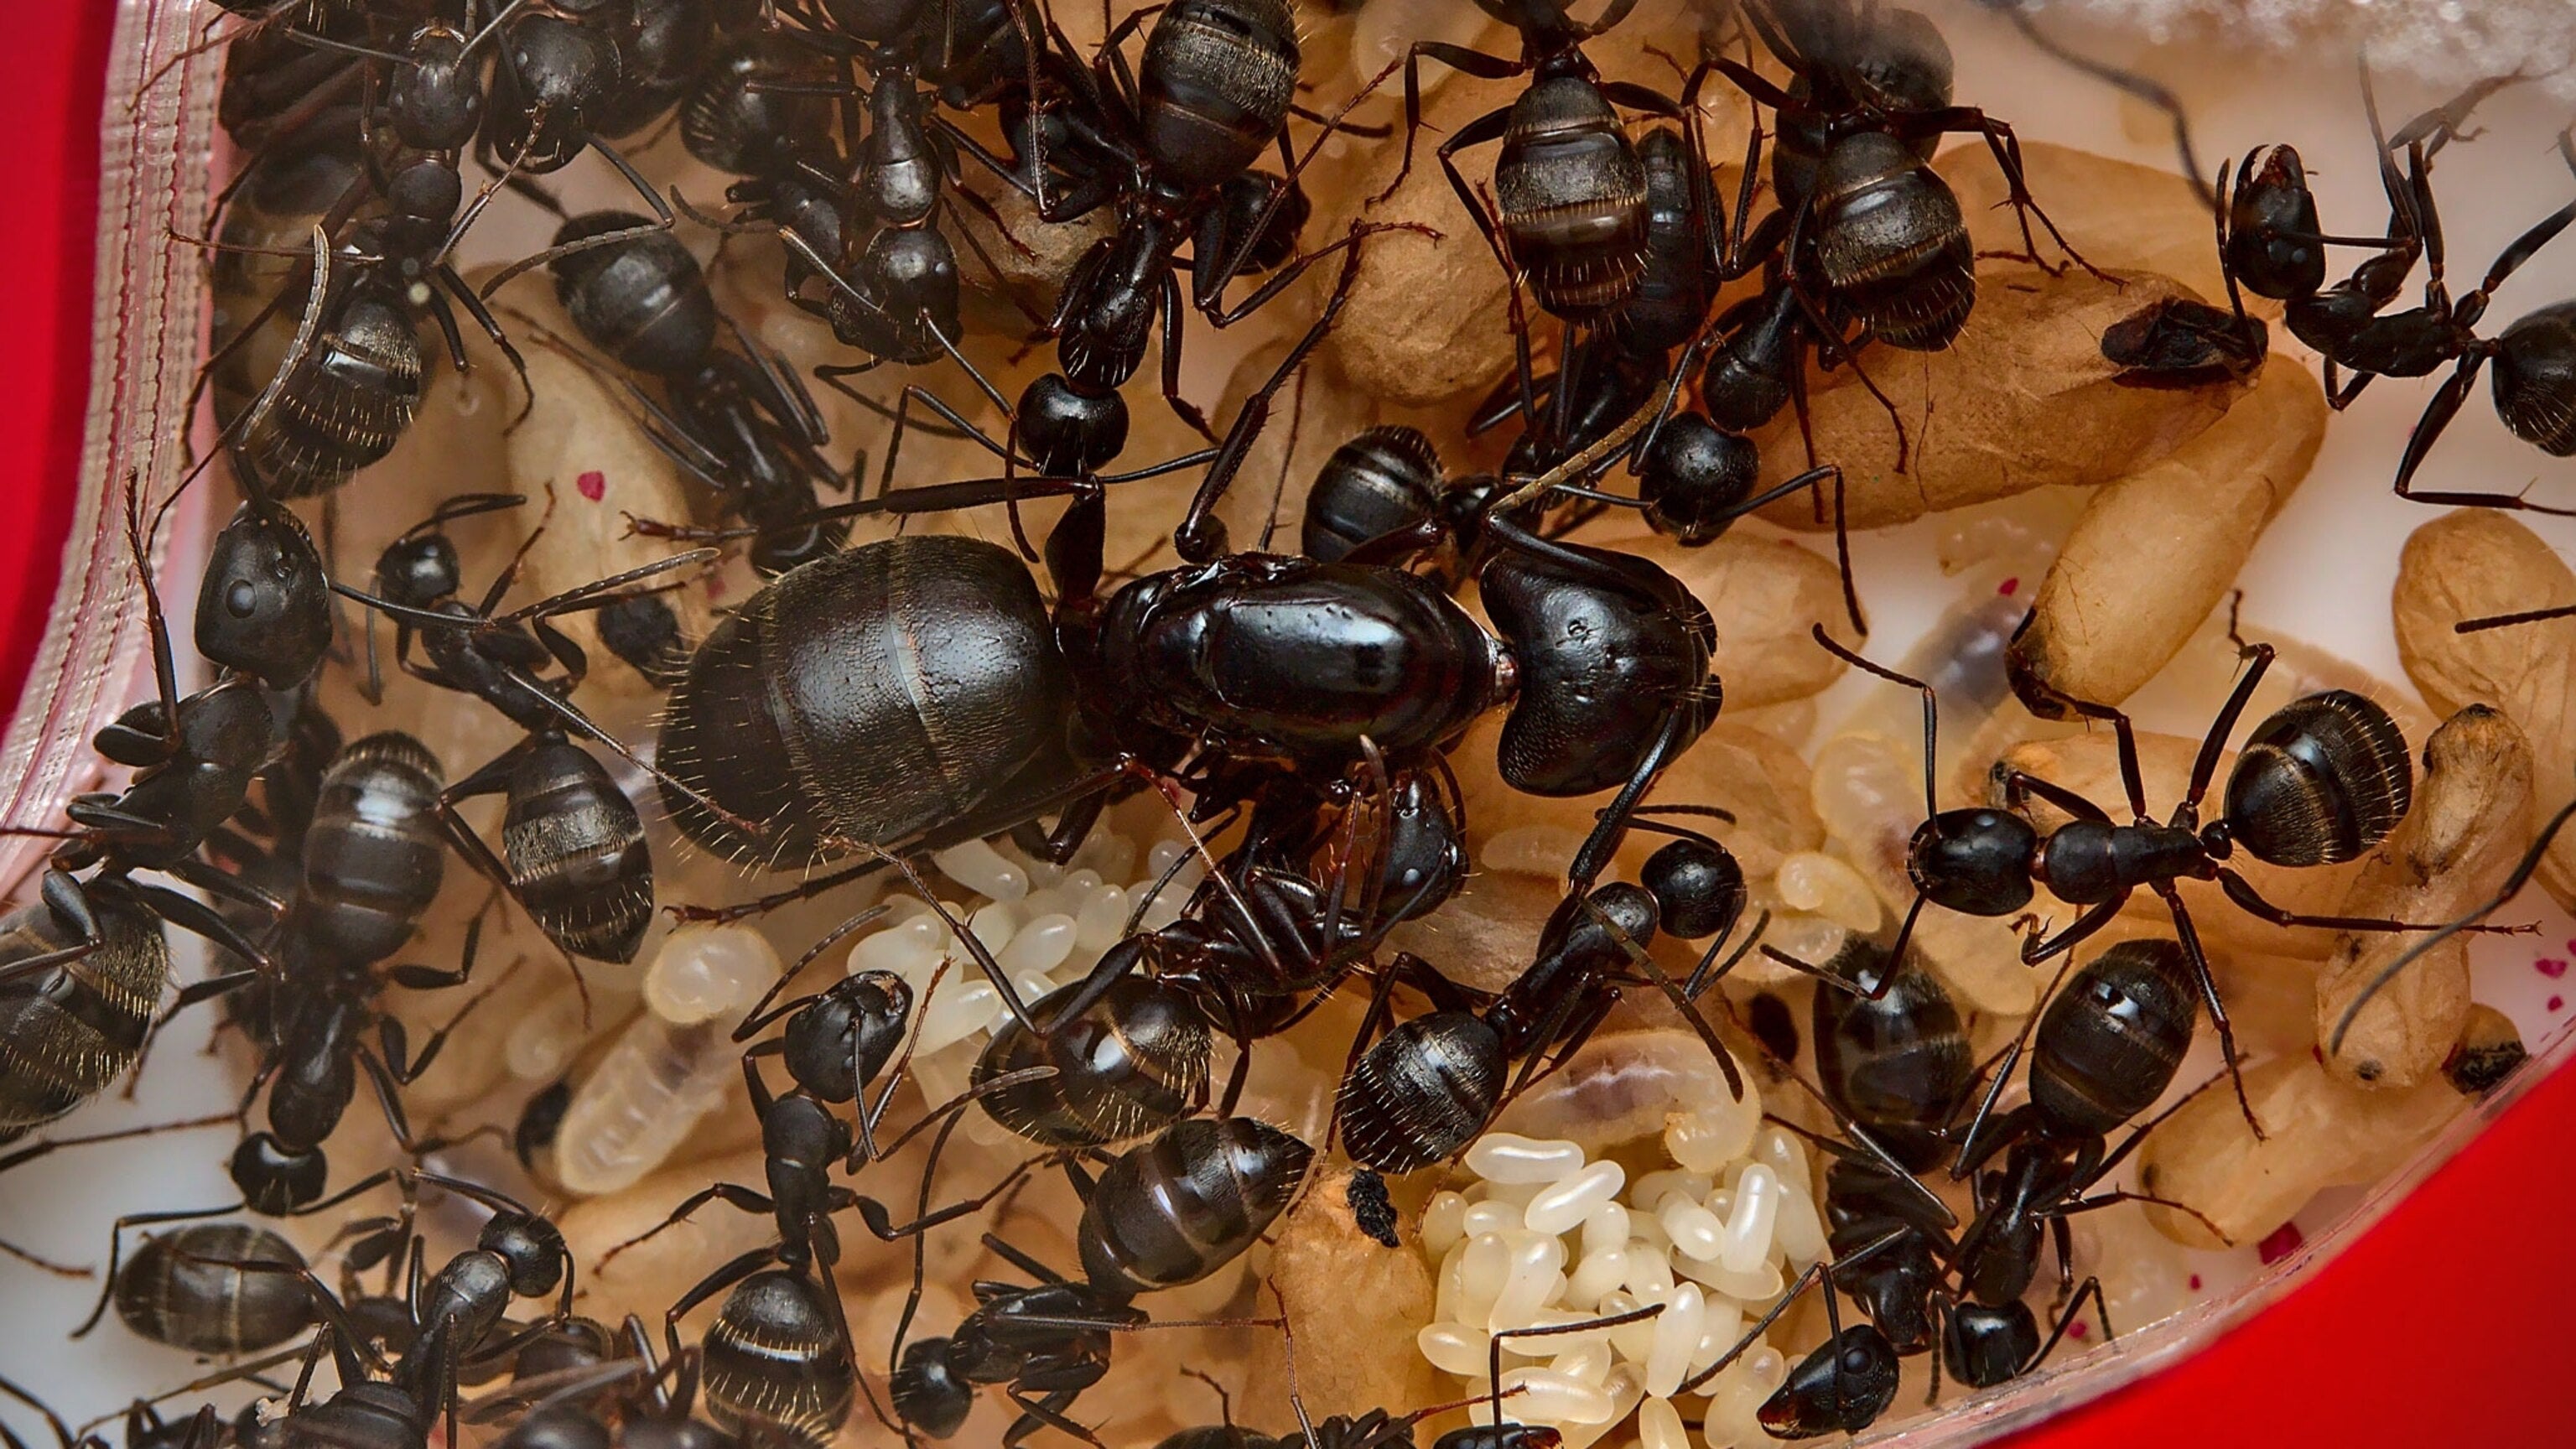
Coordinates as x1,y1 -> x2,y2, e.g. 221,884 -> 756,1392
2225,144 -> 2326,300
481,1209 -> 569,1297
1368,770 -> 1469,929
1639,413 -> 1759,547
1014,374 -> 1128,478
387,29 -> 485,153
1639,834 -> 1745,941
1907,809 -> 2038,917
230,1133 -> 328,1214
888,1337 -> 973,1440
1482,541 -> 1715,797
377,531 -> 462,610
1760,1323 -> 1901,1438
197,502 -> 332,690
784,973 -> 911,1104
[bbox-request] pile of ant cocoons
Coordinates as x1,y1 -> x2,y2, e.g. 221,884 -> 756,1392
1414,1105 -> 1826,1449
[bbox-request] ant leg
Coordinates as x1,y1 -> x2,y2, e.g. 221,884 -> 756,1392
377,964 -> 510,1086
1949,959 -> 2079,1179
1676,1228 -> 1907,1397
2002,9 -> 2210,205
1581,891 -> 1748,1101
1479,1304 -> 1667,1426
667,858 -> 893,927
1432,108 -> 1520,283
660,1244 -> 783,1363
2457,601 -> 2576,631
1002,1389 -> 1102,1449
2390,351 -> 2576,515
2018,686 -> 2152,821
1172,238 -> 1365,561
474,137 -> 677,299
1999,768 -> 2117,828
1809,623 -> 1943,821
853,1156 -> 1046,1241
1564,708 -> 1695,894
434,741 -> 534,895
2183,641 -> 2276,811
861,1064 -> 1058,1166
1914,107 -> 2106,281
2018,895 -> 2124,965
2215,867 -> 2527,937
1684,908 -> 1771,999
2049,1188 -> 2231,1247
2021,1276 -> 2115,1374
598,1184 -> 776,1270
1373,44 -> 1523,204
2153,881 -> 2259,1138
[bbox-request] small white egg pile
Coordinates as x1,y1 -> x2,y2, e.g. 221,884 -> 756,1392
1415,1098 -> 1830,1449
842,830 -> 1200,1137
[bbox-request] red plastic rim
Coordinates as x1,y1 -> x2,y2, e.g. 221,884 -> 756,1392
3,9 -> 2572,1446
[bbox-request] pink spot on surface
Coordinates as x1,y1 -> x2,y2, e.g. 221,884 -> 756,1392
576,470 -> 606,501
2551,996 -> 2565,1014
2068,1321 -> 2088,1340
1997,576 -> 2020,596
2257,1223 -> 2303,1265
705,574 -> 726,602
2189,1274 -> 2203,1292
2537,958 -> 2568,979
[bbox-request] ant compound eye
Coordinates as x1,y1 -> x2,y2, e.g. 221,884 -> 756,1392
226,579 -> 261,619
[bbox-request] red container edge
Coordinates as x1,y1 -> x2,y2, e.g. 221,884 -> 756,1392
2,9 -> 2570,1446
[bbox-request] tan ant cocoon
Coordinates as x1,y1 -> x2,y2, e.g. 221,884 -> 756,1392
1750,267 -> 2248,532
498,352 -> 721,693
1311,67 -> 1520,407
2393,509 -> 2576,911
2316,706 -> 2534,1089
1261,1165 -> 1449,1425
2136,1054 -> 2474,1251
1942,141 -> 2251,314
2012,353 -> 2327,709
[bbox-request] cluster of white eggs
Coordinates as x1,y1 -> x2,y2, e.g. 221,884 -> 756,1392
1414,1098 -> 1831,1449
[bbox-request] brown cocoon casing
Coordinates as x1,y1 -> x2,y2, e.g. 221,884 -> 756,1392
2392,510 -> 2576,911
1986,730 -> 2371,959
2137,1055 -> 2471,1250
2316,706 -> 2533,1089
1312,72 -> 1519,406
1752,267 -> 2247,532
491,276 -> 721,696
1942,141 -> 2250,314
1255,1165 -> 1445,1424
2010,352 -> 2325,709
